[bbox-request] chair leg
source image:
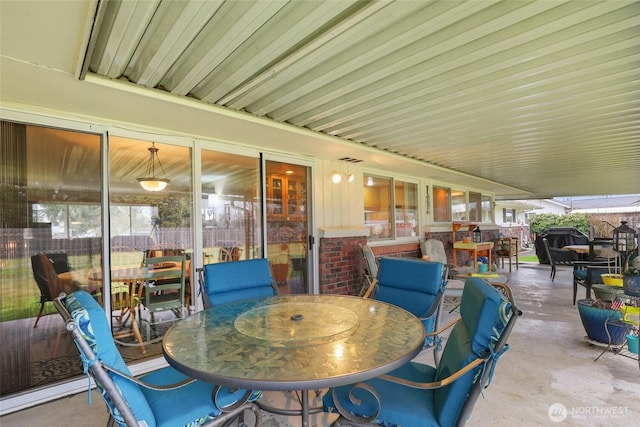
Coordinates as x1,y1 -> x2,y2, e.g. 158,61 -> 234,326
53,324 -> 63,357
129,309 -> 146,353
33,302 -> 46,328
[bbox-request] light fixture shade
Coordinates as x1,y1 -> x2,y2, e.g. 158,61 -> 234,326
138,142 -> 170,191
332,171 -> 342,183
137,177 -> 170,192
613,221 -> 637,252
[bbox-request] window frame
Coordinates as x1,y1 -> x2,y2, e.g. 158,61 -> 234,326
433,185 -> 493,224
364,174 -> 419,241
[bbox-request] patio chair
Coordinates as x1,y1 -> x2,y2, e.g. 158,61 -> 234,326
541,238 -> 557,281
420,239 -> 472,277
31,252 -> 67,328
323,277 -> 521,427
494,237 -> 518,272
359,244 -> 378,297
572,261 -> 614,305
53,290 -> 262,427
364,257 -> 448,351
198,258 -> 278,308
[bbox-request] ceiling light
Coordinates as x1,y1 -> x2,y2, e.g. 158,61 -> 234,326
137,142 -> 170,191
347,173 -> 354,183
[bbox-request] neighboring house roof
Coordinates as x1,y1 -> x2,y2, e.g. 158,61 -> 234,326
557,195 -> 640,212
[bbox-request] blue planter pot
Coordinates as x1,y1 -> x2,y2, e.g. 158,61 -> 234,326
622,275 -> 640,297
577,299 -> 626,345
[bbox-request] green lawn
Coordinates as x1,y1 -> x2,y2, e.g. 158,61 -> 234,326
1,252 -> 142,322
519,254 -> 539,263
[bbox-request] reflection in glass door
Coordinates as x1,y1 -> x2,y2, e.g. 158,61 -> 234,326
0,121 -> 102,397
265,160 -> 310,294
109,137 -> 192,362
200,149 -> 261,265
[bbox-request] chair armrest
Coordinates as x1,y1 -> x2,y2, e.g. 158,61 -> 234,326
362,278 -> 377,299
425,316 -> 460,337
419,290 -> 446,322
102,364 -> 195,391
378,357 -> 485,389
572,260 -> 610,267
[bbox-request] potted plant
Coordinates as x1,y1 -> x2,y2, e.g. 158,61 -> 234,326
622,250 -> 640,297
577,299 -> 627,345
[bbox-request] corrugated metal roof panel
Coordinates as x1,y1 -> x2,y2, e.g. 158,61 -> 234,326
84,0 -> 640,198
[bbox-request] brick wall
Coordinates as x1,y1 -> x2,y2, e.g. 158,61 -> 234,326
318,236 -> 367,294
318,238 -> 421,294
317,230 -> 501,295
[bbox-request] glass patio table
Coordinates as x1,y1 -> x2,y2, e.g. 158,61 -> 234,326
162,294 -> 426,427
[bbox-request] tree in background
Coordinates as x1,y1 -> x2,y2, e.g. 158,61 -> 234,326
529,212 -> 589,237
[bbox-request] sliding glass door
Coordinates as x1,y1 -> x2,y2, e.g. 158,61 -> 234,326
265,159 -> 312,294
1,121 -> 103,396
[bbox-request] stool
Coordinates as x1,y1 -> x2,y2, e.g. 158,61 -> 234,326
494,237 -> 519,272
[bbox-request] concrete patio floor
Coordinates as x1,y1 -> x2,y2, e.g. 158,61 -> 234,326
2,260 -> 639,426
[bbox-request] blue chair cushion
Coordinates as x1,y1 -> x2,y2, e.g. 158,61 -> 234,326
67,291 -> 155,426
573,270 -> 587,280
432,322 -> 478,426
141,368 -> 262,427
459,278 -> 509,355
375,257 -> 443,319
324,361 -> 439,427
203,259 -> 276,306
69,291 -> 260,427
434,279 -> 510,425
325,278 -> 511,427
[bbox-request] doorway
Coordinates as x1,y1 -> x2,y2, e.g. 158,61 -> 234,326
265,159 -> 312,294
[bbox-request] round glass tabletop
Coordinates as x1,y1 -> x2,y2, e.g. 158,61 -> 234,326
163,294 -> 425,391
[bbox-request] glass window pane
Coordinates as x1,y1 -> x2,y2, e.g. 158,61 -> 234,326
265,161 -> 308,294
109,137 -> 192,360
469,191 -> 481,222
433,186 -> 451,222
364,175 -> 392,240
481,195 -> 492,222
394,181 -> 418,237
201,149 -> 261,263
451,190 -> 466,221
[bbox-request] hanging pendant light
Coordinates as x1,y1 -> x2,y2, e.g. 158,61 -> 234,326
137,142 -> 170,192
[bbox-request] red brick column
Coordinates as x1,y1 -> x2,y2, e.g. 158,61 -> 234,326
318,236 -> 367,295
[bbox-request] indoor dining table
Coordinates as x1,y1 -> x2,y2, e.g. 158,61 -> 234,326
162,294 -> 426,427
